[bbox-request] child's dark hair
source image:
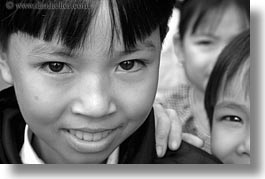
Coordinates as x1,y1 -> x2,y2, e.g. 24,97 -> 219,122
176,0 -> 249,40
204,29 -> 250,127
0,0 -> 175,52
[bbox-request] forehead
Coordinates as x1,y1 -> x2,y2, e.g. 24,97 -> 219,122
190,3 -> 248,35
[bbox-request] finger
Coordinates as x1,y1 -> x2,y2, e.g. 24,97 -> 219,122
153,103 -> 170,158
167,109 -> 182,150
182,133 -> 204,148
153,102 -> 160,128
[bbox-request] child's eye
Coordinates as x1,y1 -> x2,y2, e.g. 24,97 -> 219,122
196,40 -> 213,46
117,60 -> 145,72
41,62 -> 73,74
219,115 -> 244,128
221,115 -> 243,124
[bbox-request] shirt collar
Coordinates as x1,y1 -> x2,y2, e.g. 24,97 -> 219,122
20,125 -> 44,164
20,125 -> 119,164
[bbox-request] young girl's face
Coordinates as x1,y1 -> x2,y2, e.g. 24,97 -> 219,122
211,61 -> 250,164
180,3 -> 249,94
2,1 -> 161,163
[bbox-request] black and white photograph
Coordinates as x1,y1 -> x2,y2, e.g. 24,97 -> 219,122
0,0 -> 262,178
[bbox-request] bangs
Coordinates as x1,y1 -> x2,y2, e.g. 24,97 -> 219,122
0,0 -> 99,51
179,0 -> 228,39
190,0 -> 230,35
178,0 -> 250,39
0,0 -> 174,51
221,59 -> 250,101
115,0 -> 174,50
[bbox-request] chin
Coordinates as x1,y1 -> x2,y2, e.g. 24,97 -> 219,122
222,157 -> 250,164
65,154 -> 108,164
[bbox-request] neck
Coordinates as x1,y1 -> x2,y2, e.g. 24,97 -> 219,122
190,87 -> 209,133
191,87 -> 204,106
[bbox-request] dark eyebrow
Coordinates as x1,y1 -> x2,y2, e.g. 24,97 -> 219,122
29,43 -> 76,58
119,40 -> 157,56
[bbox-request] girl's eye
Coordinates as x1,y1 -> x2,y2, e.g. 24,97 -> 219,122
41,62 -> 72,74
197,40 -> 213,46
117,60 -> 145,72
219,115 -> 244,128
221,116 -> 242,123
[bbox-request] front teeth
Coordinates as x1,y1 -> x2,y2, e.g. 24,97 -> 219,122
69,129 -> 112,142
83,132 -> 93,141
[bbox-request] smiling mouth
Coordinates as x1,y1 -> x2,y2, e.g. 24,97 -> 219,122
68,129 -> 113,142
63,126 -> 120,153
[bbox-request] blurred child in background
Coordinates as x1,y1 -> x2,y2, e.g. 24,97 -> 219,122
157,0 -> 249,154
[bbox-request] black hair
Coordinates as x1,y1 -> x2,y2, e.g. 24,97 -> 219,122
204,29 -> 250,127
176,0 -> 250,40
0,0 -> 175,52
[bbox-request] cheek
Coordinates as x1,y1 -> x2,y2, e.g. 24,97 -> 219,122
211,125 -> 238,161
183,49 -> 205,78
183,49 -> 218,92
186,55 -> 210,73
183,43 -> 220,74
14,74 -> 65,129
117,70 -> 158,124
110,67 -> 158,145
117,83 -> 157,143
7,49 -> 64,133
211,126 -> 229,160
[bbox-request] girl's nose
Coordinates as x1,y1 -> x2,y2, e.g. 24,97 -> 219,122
71,74 -> 117,118
236,131 -> 250,157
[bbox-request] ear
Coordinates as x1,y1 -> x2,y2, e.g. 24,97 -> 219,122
173,33 -> 185,64
0,49 -> 13,84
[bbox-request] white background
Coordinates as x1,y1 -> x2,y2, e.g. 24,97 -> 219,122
0,0 -> 264,178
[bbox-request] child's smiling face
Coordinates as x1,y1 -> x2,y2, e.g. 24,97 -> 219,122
179,3 -> 249,94
211,59 -> 250,164
2,1 -> 161,163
